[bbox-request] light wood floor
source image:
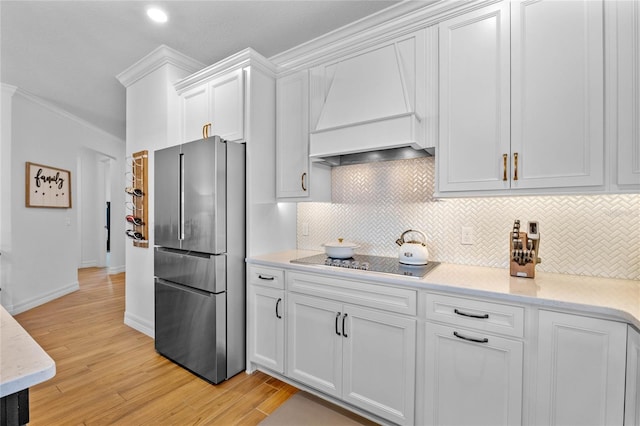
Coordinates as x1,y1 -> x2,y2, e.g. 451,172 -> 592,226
14,267 -> 298,425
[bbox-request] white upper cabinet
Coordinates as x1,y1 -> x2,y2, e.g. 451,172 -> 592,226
181,85 -> 210,143
276,70 -> 331,201
438,2 -> 511,192
179,68 -> 244,143
438,0 -> 606,195
615,0 -> 640,188
510,0 -> 604,189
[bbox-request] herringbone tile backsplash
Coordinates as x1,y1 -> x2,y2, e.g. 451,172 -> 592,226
297,157 -> 640,280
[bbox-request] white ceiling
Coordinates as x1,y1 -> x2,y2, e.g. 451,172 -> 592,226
1,0 -> 401,141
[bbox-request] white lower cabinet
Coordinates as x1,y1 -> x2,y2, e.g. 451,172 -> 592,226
627,327 -> 640,426
422,294 -> 524,426
247,266 -> 285,374
247,265 -> 638,426
286,294 -> 343,397
423,322 -> 523,426
287,292 -> 417,426
248,285 -> 285,374
534,310 -> 627,426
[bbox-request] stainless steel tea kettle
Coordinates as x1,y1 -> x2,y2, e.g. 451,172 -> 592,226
396,229 -> 429,265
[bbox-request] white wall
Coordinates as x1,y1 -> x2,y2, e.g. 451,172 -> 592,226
0,85 -> 16,308
122,64 -> 194,337
1,87 -> 125,314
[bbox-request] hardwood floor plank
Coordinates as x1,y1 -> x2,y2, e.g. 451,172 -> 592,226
256,382 -> 299,415
13,267 -> 297,425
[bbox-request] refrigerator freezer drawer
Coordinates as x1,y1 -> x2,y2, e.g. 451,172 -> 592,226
154,247 -> 226,294
155,278 -> 226,384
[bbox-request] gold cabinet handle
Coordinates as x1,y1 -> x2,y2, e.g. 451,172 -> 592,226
301,172 -> 307,191
513,152 -> 519,181
202,123 -> 212,139
503,154 -> 508,181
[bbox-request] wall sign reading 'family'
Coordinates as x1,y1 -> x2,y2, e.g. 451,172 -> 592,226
25,162 -> 72,208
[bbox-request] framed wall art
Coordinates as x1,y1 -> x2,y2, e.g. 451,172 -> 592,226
25,162 -> 72,208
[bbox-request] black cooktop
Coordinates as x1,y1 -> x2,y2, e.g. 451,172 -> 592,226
291,253 -> 440,279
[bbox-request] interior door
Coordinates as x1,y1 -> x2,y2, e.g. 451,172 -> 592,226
180,137 -> 227,254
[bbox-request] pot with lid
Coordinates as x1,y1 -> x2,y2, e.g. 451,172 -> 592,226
396,229 -> 429,265
322,238 -> 359,259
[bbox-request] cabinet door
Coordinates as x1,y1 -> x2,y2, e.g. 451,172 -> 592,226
535,310 -> 627,425
511,0 -> 604,189
248,286 -> 284,373
181,85 -> 210,143
617,0 -> 640,187
276,71 -> 310,199
423,322 -> 523,426
286,293 -> 343,398
210,69 -> 244,142
625,327 -> 640,426
342,306 -> 416,426
438,2 -> 511,192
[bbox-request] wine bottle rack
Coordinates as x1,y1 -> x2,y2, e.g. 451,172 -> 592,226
126,150 -> 148,248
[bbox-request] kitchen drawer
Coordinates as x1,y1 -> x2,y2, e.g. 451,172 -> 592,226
248,266 -> 285,289
287,271 -> 417,316
425,293 -> 524,338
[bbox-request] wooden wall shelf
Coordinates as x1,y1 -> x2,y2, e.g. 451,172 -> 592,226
126,150 -> 148,248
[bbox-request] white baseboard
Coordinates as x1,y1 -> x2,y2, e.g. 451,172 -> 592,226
81,260 -> 97,268
108,264 -> 126,274
124,310 -> 154,338
10,281 -> 79,315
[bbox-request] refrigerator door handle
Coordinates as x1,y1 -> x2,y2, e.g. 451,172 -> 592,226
155,277 -> 212,297
179,153 -> 185,241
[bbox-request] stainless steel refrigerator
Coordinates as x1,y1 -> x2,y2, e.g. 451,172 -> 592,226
153,135 -> 245,384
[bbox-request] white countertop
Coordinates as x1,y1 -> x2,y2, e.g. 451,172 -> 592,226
0,305 -> 56,397
248,250 -> 640,330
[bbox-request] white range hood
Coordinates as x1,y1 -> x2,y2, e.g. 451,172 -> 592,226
309,31 -> 434,166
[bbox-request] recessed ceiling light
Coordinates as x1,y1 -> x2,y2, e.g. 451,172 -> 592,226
147,7 -> 168,23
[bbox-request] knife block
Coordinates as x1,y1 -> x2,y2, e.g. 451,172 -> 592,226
509,232 -> 541,278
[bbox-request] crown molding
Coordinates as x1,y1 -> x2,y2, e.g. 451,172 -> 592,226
269,0 -> 497,74
11,86 -> 124,142
116,45 -> 206,88
174,47 -> 277,94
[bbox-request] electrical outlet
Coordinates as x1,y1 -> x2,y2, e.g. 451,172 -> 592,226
302,222 -> 309,236
461,226 -> 473,245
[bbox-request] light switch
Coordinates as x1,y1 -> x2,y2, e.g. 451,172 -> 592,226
461,226 -> 473,245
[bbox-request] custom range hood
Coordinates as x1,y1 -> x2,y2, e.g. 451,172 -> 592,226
309,31 -> 436,166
